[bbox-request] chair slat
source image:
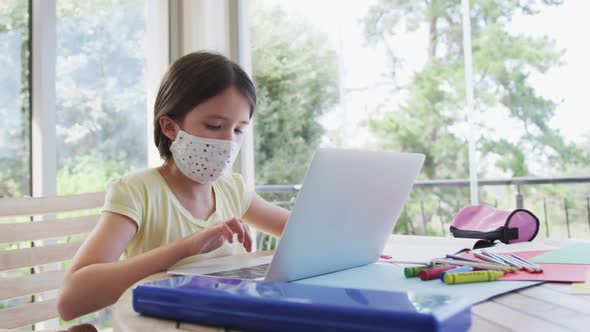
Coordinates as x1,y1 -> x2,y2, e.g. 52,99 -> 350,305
0,242 -> 82,271
0,270 -> 65,301
0,215 -> 98,244
0,298 -> 58,329
0,192 -> 107,329
0,192 -> 105,218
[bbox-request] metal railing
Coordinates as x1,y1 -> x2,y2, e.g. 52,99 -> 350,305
256,176 -> 590,243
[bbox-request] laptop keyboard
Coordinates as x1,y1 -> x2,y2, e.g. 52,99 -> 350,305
204,263 -> 270,279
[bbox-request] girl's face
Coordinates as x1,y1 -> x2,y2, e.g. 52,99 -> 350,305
173,86 -> 251,145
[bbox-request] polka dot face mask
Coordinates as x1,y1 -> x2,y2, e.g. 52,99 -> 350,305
170,130 -> 240,184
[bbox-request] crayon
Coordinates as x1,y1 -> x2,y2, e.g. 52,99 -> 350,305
443,270 -> 504,285
439,266 -> 474,281
418,265 -> 456,281
404,264 -> 445,278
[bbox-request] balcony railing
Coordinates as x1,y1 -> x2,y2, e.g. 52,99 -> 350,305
255,176 -> 590,248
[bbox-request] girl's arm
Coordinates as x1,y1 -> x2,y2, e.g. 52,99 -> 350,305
57,212 -> 250,321
243,193 -> 290,238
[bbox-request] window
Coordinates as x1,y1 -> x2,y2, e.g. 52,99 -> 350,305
248,0 -> 590,238
0,1 -> 167,327
0,0 -> 30,198
479,2 -> 590,238
56,0 -> 149,195
248,0 -> 468,234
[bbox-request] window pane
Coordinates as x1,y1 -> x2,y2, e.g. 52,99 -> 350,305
56,0 -> 148,194
0,0 -> 30,198
249,1 -> 590,239
475,2 -> 590,238
249,0 -> 469,235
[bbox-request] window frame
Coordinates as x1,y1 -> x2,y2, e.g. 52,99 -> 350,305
28,0 -> 170,196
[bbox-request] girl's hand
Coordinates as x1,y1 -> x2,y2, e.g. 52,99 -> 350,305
182,217 -> 253,256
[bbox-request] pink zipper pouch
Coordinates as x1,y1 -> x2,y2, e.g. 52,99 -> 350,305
450,205 -> 540,244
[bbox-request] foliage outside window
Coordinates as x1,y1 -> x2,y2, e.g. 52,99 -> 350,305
249,0 -> 590,238
0,0 -> 30,198
56,0 -> 148,195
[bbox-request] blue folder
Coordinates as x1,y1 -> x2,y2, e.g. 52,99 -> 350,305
133,275 -> 471,332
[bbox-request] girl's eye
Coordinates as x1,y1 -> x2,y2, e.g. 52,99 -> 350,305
234,128 -> 244,135
205,124 -> 221,130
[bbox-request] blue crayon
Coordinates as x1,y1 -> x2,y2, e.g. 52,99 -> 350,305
440,266 -> 474,281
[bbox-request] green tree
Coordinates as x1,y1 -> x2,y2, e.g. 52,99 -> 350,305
0,0 -> 146,198
56,0 -> 147,173
362,0 -> 589,234
251,4 -> 339,188
0,0 -> 30,198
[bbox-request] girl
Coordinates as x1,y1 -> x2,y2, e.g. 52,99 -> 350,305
57,51 -> 290,321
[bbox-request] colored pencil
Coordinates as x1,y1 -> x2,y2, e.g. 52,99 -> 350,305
474,251 -> 511,266
482,250 -> 522,269
445,253 -> 497,264
510,254 -> 544,273
432,258 -> 518,272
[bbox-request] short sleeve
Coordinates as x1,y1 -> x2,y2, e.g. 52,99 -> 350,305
231,173 -> 255,216
101,177 -> 144,230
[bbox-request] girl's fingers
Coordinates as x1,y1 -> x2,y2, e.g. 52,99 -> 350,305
218,224 -> 235,243
232,218 -> 252,252
206,218 -> 251,252
242,222 -> 253,252
225,218 -> 246,244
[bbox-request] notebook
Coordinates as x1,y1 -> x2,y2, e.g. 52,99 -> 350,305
133,274 -> 472,332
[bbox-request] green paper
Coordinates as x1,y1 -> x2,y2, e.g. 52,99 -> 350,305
530,243 -> 590,265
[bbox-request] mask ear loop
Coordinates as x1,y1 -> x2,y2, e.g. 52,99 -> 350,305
172,123 -> 183,142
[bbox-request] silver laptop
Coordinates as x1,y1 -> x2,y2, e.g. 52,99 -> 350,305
169,148 -> 424,281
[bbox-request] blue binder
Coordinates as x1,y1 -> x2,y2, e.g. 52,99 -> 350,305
133,275 -> 471,332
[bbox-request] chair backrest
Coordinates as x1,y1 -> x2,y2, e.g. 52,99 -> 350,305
0,192 -> 105,330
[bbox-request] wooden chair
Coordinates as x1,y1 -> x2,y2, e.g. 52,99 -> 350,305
0,192 -> 106,331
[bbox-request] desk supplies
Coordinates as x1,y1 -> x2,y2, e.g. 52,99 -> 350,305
462,250 -> 588,282
480,250 -> 541,273
418,265 -> 456,281
509,253 -> 543,272
530,243 -> 590,265
404,264 -> 445,278
445,253 -> 490,264
443,271 -> 504,285
487,251 -> 526,269
433,258 -> 518,272
473,251 -> 510,266
296,263 -> 540,306
381,235 -> 492,265
440,266 -> 474,280
440,266 -> 474,281
133,274 -> 472,332
450,205 -> 540,244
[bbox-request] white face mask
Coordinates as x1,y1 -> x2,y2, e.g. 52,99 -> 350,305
170,130 -> 240,184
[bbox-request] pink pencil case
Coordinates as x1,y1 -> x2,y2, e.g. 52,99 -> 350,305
450,205 -> 540,244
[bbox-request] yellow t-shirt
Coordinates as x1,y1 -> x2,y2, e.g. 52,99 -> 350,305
101,168 -> 254,267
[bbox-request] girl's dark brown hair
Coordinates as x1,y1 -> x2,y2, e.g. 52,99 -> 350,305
153,51 -> 256,160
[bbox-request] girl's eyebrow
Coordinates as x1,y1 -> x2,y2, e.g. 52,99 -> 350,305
205,114 -> 250,125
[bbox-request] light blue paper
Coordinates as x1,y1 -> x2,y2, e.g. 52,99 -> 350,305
295,263 -> 540,306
